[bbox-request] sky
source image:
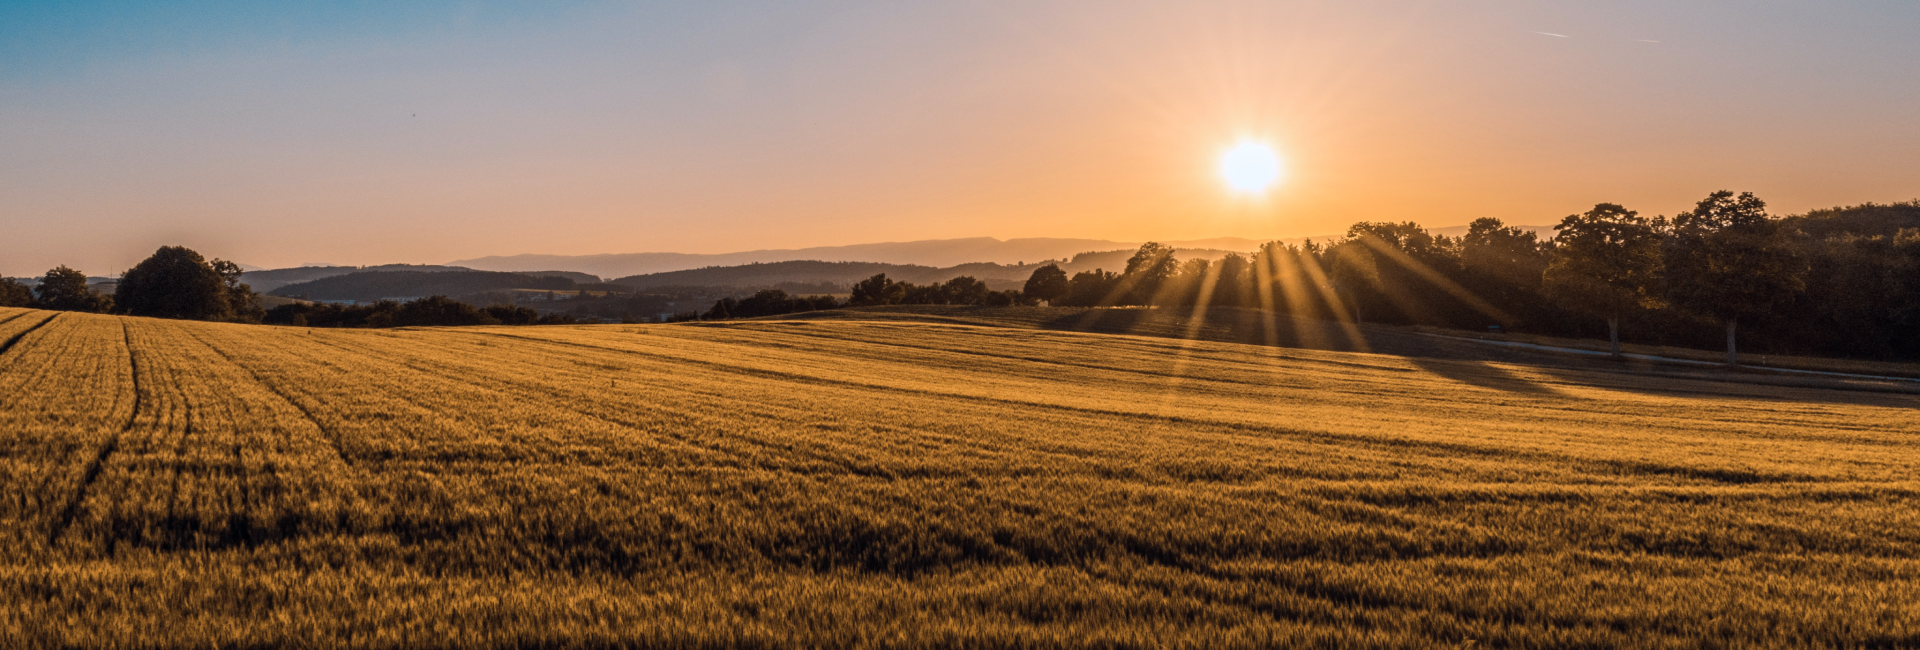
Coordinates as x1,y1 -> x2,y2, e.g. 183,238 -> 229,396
3,1 -> 1918,275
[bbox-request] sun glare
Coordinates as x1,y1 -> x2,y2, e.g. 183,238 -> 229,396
1220,141 -> 1283,194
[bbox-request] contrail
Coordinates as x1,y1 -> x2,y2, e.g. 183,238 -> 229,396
1638,39 -> 1661,43
1534,32 -> 1569,38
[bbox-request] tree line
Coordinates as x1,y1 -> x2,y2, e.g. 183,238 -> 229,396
688,193 -> 1919,364
261,297 -> 579,327
1,247 -> 260,321
2,246 -> 578,328
11,193 -> 1914,359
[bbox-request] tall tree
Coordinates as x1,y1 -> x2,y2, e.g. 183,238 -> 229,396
941,276 -> 990,306
1062,269 -> 1117,307
1211,253 -> 1251,308
0,278 -> 33,307
1326,241 -> 1380,324
1253,240 -> 1335,320
209,258 -> 264,323
1662,191 -> 1804,365
1542,204 -> 1664,356
34,266 -> 110,312
1168,258 -> 1211,307
1460,217 -> 1552,321
1121,242 -> 1178,306
849,273 -> 903,306
1330,222 -> 1478,326
1021,264 -> 1069,305
115,246 -> 232,320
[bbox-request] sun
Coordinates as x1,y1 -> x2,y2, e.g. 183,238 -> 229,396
1220,141 -> 1283,194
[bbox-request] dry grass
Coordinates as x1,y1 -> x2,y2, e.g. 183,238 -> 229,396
1,305 -> 1917,648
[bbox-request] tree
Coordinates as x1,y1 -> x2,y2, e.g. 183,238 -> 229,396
1326,241 -> 1380,323
209,258 -> 264,323
34,266 -> 110,313
1461,217 -> 1552,321
1252,240 -> 1335,321
850,273 -> 904,306
1663,191 -> 1805,365
1021,264 -> 1069,305
0,278 -> 33,307
1122,242 -> 1179,305
734,289 -> 796,317
941,276 -> 990,306
1061,269 -> 1117,307
115,246 -> 232,320
1168,258 -> 1210,307
1542,204 -> 1663,356
394,295 -> 500,327
1211,253 -> 1251,308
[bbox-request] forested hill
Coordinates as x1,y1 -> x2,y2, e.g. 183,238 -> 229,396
269,270 -> 577,301
1786,201 -> 1920,238
608,247 -> 1254,292
611,260 -> 1039,291
244,265 -> 599,293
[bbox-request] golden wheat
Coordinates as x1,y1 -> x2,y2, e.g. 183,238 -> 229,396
1,305 -> 1916,648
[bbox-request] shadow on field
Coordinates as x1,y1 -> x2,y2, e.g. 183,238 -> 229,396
1406,357 -> 1566,397
759,306 -> 1920,404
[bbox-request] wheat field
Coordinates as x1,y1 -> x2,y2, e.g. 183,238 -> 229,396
1,305 -> 1917,648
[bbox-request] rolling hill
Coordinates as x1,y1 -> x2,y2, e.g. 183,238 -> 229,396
1,305 -> 1915,647
244,265 -> 601,294
450,230 -> 1553,280
611,260 -> 1037,291
609,248 -> 1252,292
267,269 -> 578,302
449,236 -> 1286,279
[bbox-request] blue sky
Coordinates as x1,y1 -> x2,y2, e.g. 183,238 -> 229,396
3,1 -> 1918,273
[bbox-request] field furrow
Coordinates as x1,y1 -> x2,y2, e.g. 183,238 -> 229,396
0,313 -> 136,556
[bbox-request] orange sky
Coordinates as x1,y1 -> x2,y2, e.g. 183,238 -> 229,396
3,1 -> 1918,275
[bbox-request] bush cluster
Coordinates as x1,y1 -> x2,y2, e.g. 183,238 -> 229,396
263,296 -> 579,328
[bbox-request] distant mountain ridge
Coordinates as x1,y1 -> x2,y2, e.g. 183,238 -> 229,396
243,226 -> 1561,300
610,246 -> 1252,293
448,237 -> 1281,280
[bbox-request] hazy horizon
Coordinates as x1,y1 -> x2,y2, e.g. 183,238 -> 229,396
5,1 -> 1918,276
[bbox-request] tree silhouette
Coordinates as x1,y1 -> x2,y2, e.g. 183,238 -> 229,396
1022,264 -> 1069,305
1663,191 -> 1804,365
1062,269 -> 1117,307
1461,218 -> 1552,323
1168,258 -> 1210,307
209,258 -> 264,322
115,246 -> 233,320
1542,204 -> 1663,356
1122,242 -> 1178,305
0,278 -> 33,308
941,276 -> 990,306
850,273 -> 904,306
34,266 -> 110,313
1326,241 -> 1380,323
394,295 -> 500,327
1211,253 -> 1251,308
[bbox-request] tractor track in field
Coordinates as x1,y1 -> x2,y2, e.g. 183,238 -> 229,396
0,312 -> 59,358
183,328 -> 357,469
47,320 -> 139,546
0,310 -> 35,328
